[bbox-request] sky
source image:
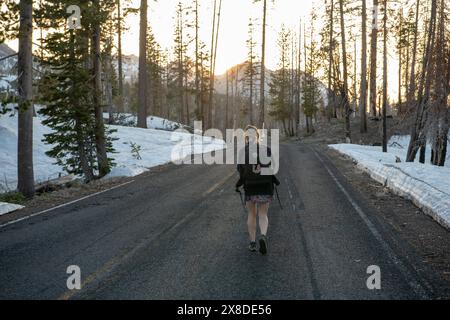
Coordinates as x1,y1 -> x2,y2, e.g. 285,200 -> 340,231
4,0 -> 401,99
125,0 -> 316,75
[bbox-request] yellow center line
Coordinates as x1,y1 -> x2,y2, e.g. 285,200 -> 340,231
58,168 -> 236,300
203,170 -> 235,197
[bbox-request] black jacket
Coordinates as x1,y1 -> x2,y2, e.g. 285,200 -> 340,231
236,144 -> 280,197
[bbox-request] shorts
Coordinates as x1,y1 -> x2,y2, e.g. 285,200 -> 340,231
245,195 -> 273,204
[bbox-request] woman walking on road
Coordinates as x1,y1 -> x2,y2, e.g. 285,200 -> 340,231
236,125 -> 280,255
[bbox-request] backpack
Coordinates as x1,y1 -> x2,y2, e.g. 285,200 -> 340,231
240,144 -> 274,188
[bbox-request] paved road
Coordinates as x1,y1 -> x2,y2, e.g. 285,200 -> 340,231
0,143 -> 449,299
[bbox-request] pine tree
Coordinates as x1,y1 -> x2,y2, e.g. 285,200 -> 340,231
37,0 -> 115,182
147,26 -> 164,117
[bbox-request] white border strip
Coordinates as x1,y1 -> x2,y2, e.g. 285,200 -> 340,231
0,180 -> 135,229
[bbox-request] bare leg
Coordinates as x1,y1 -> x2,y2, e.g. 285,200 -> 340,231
247,201 -> 257,242
258,202 -> 270,236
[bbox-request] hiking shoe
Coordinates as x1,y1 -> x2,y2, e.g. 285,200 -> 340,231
248,241 -> 257,252
259,235 -> 268,255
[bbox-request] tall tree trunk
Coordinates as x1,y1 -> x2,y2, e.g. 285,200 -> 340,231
211,0 -> 222,128
404,26 -> 410,113
17,0 -> 35,198
117,0 -> 124,113
339,0 -> 351,142
353,38 -> 357,111
225,69 -> 229,129
137,0 -> 148,128
259,0 -> 267,128
360,0 -> 368,133
407,0 -> 419,106
296,20 -> 302,135
195,0 -> 200,127
92,0 -> 109,177
369,0 -> 379,117
381,0 -> 388,152
249,55 -> 254,125
208,0 -> 217,130
327,2 -> 334,122
397,8 -> 402,109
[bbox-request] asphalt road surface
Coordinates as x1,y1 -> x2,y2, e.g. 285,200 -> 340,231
1,143 -> 449,299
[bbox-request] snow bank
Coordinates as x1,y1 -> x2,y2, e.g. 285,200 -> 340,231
0,202 -> 24,216
0,112 -> 225,193
0,113 -> 66,192
106,125 -> 225,179
329,137 -> 450,230
103,113 -> 190,132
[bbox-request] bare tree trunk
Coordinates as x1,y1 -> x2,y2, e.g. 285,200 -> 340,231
259,0 -> 267,128
235,65 -> 239,127
327,2 -> 334,122
137,0 -> 148,128
212,0 -> 222,128
359,0 -> 368,133
208,0 -> 217,130
369,0 -> 379,117
381,0 -> 388,152
117,0 -> 124,113
225,69 -> 229,129
296,20 -> 302,135
404,25 -> 410,112
195,0 -> 200,127
339,0 -> 351,142
397,8 -> 402,109
407,0 -> 420,106
92,0 -> 109,177
17,0 -> 35,198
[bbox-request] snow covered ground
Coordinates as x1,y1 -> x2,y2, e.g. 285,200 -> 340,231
103,113 -> 191,132
0,202 -> 24,215
0,111 -> 225,202
0,74 -> 15,92
330,136 -> 450,230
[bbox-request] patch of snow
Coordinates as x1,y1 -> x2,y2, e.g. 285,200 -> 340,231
0,74 -> 16,91
329,136 -> 450,230
103,113 -> 191,132
0,111 -> 225,193
106,125 -> 224,179
0,202 -> 24,216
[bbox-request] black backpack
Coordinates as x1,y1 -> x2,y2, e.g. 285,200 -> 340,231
241,144 -> 274,189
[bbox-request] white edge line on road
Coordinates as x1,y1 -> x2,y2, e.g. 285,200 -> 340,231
312,148 -> 430,298
0,180 -> 135,230
58,170 -> 235,300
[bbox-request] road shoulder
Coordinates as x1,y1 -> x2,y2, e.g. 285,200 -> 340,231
317,143 -> 450,286
0,162 -> 177,227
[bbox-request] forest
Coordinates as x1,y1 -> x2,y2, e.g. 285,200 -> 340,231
0,0 -> 448,198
